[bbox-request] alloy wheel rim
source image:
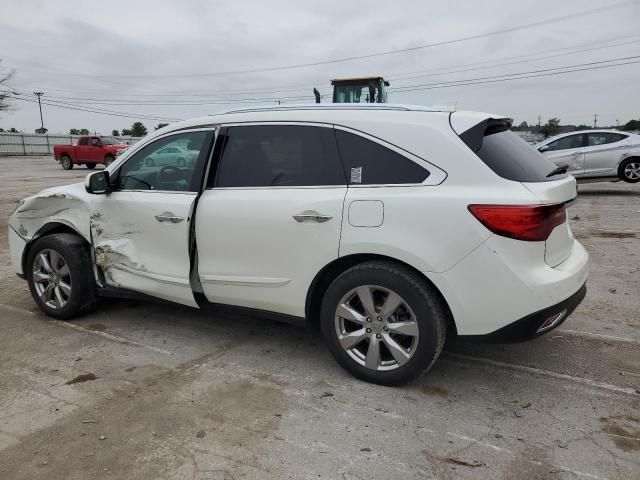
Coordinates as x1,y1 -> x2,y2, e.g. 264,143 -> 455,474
334,285 -> 419,371
624,162 -> 640,180
33,249 -> 72,309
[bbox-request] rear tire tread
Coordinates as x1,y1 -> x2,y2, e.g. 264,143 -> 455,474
320,260 -> 447,385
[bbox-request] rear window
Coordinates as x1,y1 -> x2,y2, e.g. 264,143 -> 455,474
461,122 -> 565,182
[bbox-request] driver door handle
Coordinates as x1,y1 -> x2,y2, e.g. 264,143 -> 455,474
155,212 -> 184,223
293,211 -> 333,223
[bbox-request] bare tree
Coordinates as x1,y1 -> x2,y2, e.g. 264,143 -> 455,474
0,60 -> 16,113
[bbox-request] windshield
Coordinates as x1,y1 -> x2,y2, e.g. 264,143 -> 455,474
101,136 -> 122,145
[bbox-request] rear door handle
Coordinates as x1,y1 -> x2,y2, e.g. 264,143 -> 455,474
155,212 -> 184,223
293,211 -> 333,223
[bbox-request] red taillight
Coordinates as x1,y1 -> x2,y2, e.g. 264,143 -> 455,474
468,203 -> 566,241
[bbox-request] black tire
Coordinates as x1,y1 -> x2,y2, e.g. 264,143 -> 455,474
145,157 -> 155,167
86,163 -> 96,169
618,158 -> 640,183
26,233 -> 98,320
320,261 -> 447,385
177,157 -> 186,167
103,155 -> 115,167
60,155 -> 73,170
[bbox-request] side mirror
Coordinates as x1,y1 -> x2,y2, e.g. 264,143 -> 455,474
538,145 -> 550,153
85,170 -> 111,194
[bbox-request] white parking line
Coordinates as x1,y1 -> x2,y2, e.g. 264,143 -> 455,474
443,352 -> 638,396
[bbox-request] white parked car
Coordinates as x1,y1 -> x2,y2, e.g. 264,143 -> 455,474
8,105 -> 588,385
536,130 -> 640,183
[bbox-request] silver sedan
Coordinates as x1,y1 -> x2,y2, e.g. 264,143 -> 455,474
536,130 -> 640,183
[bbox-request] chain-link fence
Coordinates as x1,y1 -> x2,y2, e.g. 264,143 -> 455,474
0,133 -> 142,156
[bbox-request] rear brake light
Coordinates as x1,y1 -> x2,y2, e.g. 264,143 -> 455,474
468,203 -> 566,241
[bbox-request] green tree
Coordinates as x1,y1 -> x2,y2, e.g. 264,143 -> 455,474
622,119 -> 640,131
69,128 -> 80,135
9,127 -> 18,133
576,124 -> 590,130
155,123 -> 169,130
112,129 -> 120,136
129,122 -> 147,137
518,121 -> 528,129
121,128 -> 132,136
79,128 -> 90,135
0,128 -> 4,132
541,118 -> 561,138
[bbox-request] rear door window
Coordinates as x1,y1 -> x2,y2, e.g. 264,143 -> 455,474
215,125 -> 346,187
334,129 -> 429,185
464,126 -> 565,182
587,133 -> 627,146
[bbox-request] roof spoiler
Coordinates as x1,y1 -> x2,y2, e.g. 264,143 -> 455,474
458,117 -> 513,153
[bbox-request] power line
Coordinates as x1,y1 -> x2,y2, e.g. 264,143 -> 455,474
16,37 -> 638,103
388,59 -> 640,93
11,96 -> 179,122
10,33 -> 639,101
388,37 -> 640,82
2,1 -> 634,80
12,51 -> 640,107
389,55 -> 640,93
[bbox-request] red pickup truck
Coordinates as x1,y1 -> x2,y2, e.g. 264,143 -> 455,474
53,136 -> 130,170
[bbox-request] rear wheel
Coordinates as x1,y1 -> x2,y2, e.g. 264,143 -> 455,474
103,155 -> 115,167
86,163 -> 96,169
619,158 -> 640,183
320,261 -> 447,385
60,155 -> 73,170
26,234 -> 98,319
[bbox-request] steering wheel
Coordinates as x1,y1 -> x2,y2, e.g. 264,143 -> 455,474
158,164 -> 187,183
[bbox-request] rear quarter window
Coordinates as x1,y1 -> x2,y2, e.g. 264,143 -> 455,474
460,121 -> 564,182
335,129 -> 429,185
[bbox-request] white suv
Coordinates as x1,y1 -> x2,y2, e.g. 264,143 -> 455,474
8,105 -> 588,385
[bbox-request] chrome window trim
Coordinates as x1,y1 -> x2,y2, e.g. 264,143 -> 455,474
211,121 -> 446,189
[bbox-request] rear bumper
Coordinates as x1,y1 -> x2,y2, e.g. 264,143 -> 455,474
427,235 -> 589,336
460,282 -> 586,343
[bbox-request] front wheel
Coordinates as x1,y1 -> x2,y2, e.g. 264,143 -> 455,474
619,158 -> 640,183
320,261 -> 447,385
103,155 -> 115,167
60,155 -> 73,170
26,234 -> 98,319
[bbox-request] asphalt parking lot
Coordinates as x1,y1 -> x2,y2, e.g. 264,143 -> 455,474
0,156 -> 638,479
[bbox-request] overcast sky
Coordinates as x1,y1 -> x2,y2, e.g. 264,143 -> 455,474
1,0 -> 639,134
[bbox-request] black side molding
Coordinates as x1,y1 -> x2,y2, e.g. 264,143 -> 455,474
459,283 -> 586,343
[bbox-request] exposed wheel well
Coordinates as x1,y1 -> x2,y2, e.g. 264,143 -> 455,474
305,253 -> 456,334
104,153 -> 114,161
22,223 -> 88,274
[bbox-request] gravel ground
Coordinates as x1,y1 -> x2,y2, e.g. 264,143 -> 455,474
0,156 -> 638,479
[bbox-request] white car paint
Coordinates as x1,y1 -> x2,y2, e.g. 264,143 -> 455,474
8,104 -> 588,338
536,129 -> 640,181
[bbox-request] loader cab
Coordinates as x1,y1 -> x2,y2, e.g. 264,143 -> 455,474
330,77 -> 390,104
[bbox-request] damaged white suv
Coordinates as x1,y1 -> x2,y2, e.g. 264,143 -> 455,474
8,105 -> 588,385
